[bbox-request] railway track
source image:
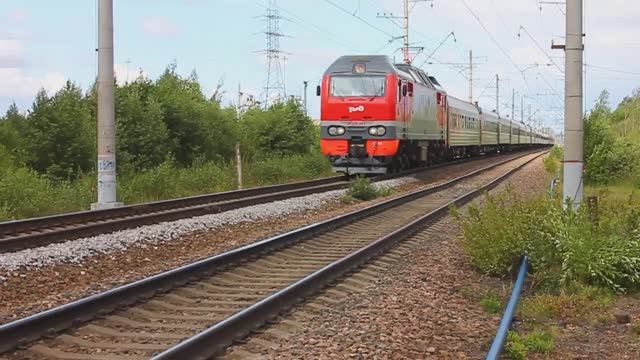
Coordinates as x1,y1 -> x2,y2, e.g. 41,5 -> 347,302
0,151 -> 527,254
0,150 -> 545,360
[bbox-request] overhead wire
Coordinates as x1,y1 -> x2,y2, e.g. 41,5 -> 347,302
321,0 -> 395,38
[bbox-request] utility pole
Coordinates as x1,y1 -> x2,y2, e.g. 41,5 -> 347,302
558,0 -> 584,207
92,0 -> 121,210
511,89 -> 515,121
521,96 -> 524,123
528,105 -> 532,125
469,50 -> 473,102
303,81 -> 308,116
495,74 -> 499,116
403,0 -> 410,64
236,84 -> 243,190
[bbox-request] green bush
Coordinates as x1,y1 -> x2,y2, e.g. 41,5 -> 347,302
543,145 -> 563,175
505,331 -> 528,360
479,294 -> 502,314
245,151 -> 331,186
453,189 -> 640,292
347,177 -> 379,201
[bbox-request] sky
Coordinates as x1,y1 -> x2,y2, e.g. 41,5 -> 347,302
1,0 -> 640,134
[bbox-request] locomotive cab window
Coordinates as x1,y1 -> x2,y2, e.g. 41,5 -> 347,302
330,76 -> 386,97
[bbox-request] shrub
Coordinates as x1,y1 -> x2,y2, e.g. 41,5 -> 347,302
453,189 -> 640,292
543,145 -> 563,175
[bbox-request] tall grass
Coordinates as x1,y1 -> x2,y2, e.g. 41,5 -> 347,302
0,151 -> 332,221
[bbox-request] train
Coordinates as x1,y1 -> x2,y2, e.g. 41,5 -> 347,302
318,55 -> 554,174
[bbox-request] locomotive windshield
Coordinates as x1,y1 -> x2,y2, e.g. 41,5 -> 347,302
330,76 -> 386,97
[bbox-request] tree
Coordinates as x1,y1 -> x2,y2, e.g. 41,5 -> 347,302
0,103 -> 27,160
23,83 -> 94,180
115,79 -> 171,171
152,64 -> 236,166
240,99 -> 316,159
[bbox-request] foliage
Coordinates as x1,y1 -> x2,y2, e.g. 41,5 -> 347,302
22,84 -> 95,180
505,330 -> 555,360
453,188 -> 640,292
240,99 -> 317,160
479,293 -> 502,314
543,145 -> 563,175
0,62 -> 331,220
505,331 -> 528,360
519,284 -> 613,324
584,89 -> 640,185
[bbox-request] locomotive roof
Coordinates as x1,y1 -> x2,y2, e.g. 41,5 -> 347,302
324,55 -> 396,74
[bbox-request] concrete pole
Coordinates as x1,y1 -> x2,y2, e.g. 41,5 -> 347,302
521,96 -> 524,123
469,50 -> 473,102
92,0 -> 121,210
303,81 -> 308,116
403,0 -> 410,63
236,84 -> 243,190
562,0 -> 584,208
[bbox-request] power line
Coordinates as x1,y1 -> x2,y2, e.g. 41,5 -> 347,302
585,63 -> 640,76
322,0 -> 395,38
459,0 -> 522,75
517,25 -> 564,74
257,1 -> 359,50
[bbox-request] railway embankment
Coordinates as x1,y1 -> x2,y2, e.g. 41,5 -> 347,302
0,152 -> 523,325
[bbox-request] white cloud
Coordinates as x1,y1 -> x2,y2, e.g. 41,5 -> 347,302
0,39 -> 25,68
0,68 -> 66,98
114,63 -> 147,85
142,16 -> 180,36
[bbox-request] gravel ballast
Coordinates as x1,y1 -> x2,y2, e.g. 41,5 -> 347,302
223,155 -> 553,359
0,178 -> 411,272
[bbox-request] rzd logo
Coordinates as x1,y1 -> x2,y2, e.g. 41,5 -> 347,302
348,105 -> 365,113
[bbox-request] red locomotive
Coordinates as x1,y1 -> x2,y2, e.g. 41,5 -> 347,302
318,55 -> 553,174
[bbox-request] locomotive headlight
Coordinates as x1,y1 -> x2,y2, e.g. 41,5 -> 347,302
328,126 -> 346,136
368,126 -> 386,136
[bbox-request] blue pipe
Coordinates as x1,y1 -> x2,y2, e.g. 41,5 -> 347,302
485,255 -> 529,360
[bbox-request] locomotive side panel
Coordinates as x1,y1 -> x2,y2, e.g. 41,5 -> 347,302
406,85 -> 441,140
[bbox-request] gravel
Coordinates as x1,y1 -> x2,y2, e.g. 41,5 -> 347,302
0,178 -> 414,272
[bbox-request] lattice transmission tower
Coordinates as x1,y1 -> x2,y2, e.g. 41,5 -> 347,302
260,0 -> 287,107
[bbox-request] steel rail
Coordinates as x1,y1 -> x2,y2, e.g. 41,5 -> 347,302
0,149 -> 545,355
0,150 -> 537,254
151,154 -> 545,360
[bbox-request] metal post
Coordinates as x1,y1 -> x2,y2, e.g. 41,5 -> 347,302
511,89 -> 515,121
403,0 -> 410,64
92,0 -> 121,210
495,74 -> 499,115
562,0 -> 584,208
236,84 -> 243,190
469,50 -> 473,103
303,81 -> 308,116
520,96 -> 524,123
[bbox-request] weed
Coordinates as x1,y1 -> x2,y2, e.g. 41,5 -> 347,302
479,294 -> 502,314
519,284 -> 613,324
524,330 -> 555,353
347,177 -> 380,201
505,331 -> 528,360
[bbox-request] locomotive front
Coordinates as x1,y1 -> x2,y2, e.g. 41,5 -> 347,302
319,55 -> 401,174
